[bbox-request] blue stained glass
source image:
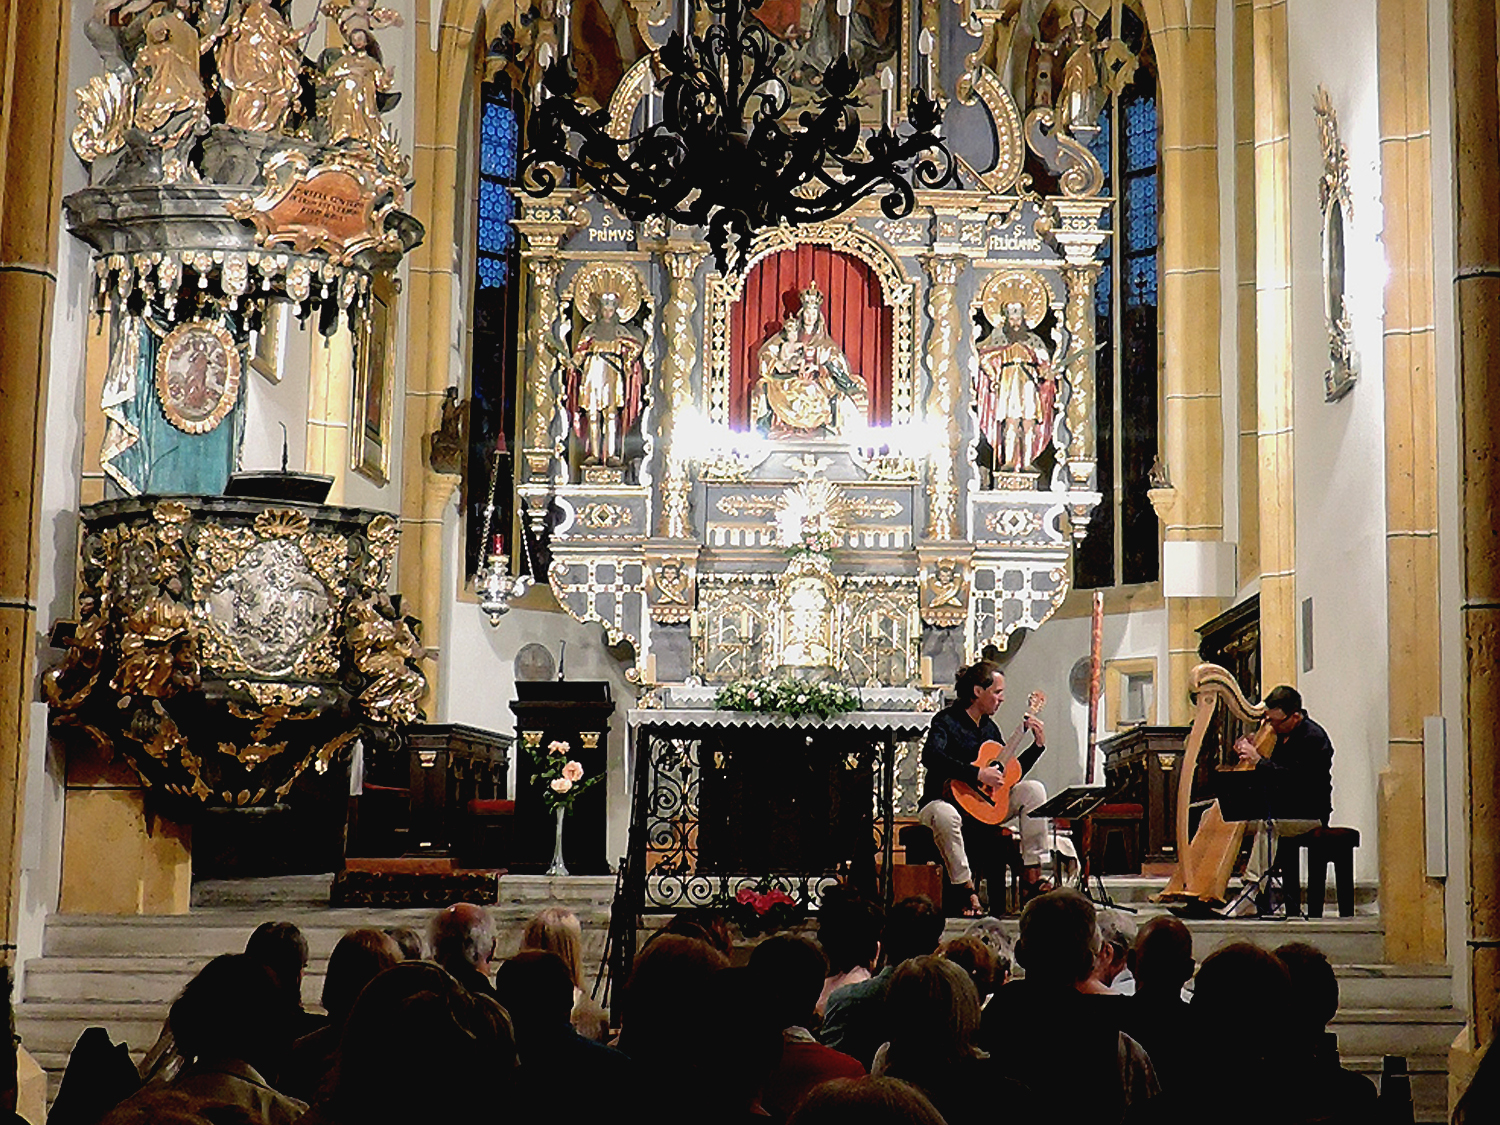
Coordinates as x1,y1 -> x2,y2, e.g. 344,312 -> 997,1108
1123,95 -> 1157,173
1124,175 -> 1157,253
477,254 -> 509,289
480,99 -> 519,180
1125,255 -> 1157,308
478,180 -> 515,254
1095,258 -> 1113,318
1087,112 -> 1112,191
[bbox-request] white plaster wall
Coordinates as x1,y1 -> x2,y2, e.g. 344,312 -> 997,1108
1286,0 -> 1387,882
997,606 -> 1169,799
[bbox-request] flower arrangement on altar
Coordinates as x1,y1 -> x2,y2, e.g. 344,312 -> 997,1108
528,739 -> 602,813
714,677 -> 862,719
774,477 -> 850,556
730,880 -> 804,937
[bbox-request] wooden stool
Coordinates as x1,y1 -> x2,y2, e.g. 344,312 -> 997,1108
897,822 -> 1023,914
1279,825 -> 1360,917
459,798 -> 516,868
1087,802 -> 1144,875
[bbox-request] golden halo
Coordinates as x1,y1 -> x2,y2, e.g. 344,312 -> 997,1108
979,269 -> 1050,330
571,263 -> 645,323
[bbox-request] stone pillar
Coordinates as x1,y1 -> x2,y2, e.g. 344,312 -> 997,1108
1232,0 -> 1260,587
0,0 -> 69,955
1152,8 -> 1227,721
1252,0 -> 1296,689
656,247 -> 701,538
305,327 -> 354,504
1376,0 -> 1446,967
921,254 -> 965,541
1451,0 -> 1500,1050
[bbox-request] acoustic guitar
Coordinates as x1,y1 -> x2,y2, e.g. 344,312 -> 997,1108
945,690 -> 1046,825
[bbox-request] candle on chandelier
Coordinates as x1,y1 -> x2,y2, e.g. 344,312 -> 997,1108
837,0 -> 852,57
880,65 -> 895,129
918,29 -> 935,96
558,0 -> 571,58
644,69 -> 656,128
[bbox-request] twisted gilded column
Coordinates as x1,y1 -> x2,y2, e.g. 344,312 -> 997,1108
921,254 -> 965,541
1062,264 -> 1100,480
656,248 -> 701,538
521,253 -> 564,483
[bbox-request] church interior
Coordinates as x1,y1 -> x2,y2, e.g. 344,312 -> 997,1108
0,0 -> 1497,1120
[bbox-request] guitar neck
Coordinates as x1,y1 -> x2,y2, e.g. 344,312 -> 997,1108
997,719 -> 1033,765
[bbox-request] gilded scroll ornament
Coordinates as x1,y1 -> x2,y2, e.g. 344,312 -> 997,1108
113,593 -> 201,698
577,503 -> 633,530
954,64 -> 1026,194
72,72 -> 132,164
347,590 -> 427,727
1315,85 -> 1359,402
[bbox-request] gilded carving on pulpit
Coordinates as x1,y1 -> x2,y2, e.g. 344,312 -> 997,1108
920,558 -> 969,628
132,2 -> 208,180
112,591 -> 201,698
347,589 -> 426,726
156,321 -> 242,435
564,265 -> 648,467
754,283 -> 868,437
215,0 -> 311,132
974,271 -> 1065,482
205,539 -> 334,676
43,591 -> 109,712
316,1 -> 403,149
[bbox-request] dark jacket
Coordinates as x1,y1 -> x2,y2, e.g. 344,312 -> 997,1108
920,705 -> 1045,808
1257,714 -> 1334,821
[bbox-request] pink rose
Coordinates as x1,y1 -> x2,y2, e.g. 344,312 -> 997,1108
549,777 -> 573,793
562,761 -> 584,783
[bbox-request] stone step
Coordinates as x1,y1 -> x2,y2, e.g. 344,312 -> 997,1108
15,1003 -> 168,1057
1098,875 -> 1380,911
1346,1055 -> 1451,1124
1333,964 -> 1455,1011
1330,1008 -> 1468,1059
190,873 -> 619,911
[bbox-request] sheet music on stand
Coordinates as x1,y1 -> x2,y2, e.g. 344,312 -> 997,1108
1027,785 -> 1132,910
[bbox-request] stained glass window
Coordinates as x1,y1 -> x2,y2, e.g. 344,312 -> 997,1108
477,99 -> 519,289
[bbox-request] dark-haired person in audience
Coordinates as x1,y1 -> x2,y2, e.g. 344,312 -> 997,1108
1125,942 -> 1291,1124
428,901 -> 498,998
298,961 -> 516,1124
748,935 -> 865,1117
101,954 -> 307,1125
280,928 -> 403,1103
615,933 -> 729,1069
918,660 -> 1050,917
815,887 -> 883,1016
822,895 -> 945,1069
874,955 -> 1034,1125
940,933 -> 1006,1008
1121,916 -> 1194,1091
785,1076 -> 949,1125
521,906 -> 610,1041
384,926 -> 426,961
981,889 -> 1157,1120
660,910 -> 735,958
245,920 -> 325,1046
1274,942 -> 1377,1123
494,951 -> 631,1113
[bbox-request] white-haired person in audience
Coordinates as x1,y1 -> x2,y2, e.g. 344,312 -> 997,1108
520,905 -> 609,1041
429,902 -> 498,998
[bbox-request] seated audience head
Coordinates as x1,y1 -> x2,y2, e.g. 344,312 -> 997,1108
661,910 -> 734,957
686,968 -> 784,1113
1191,942 -> 1292,1065
493,950 -> 576,1058
816,887 -> 884,975
941,934 -> 1002,1001
332,961 -> 515,1121
1274,942 -> 1340,1037
168,954 -> 283,1072
881,895 -> 945,967
886,955 -> 983,1068
321,928 -> 402,1027
1014,888 -> 1099,985
385,926 -> 426,961
244,920 -> 309,1007
786,1076 -> 948,1125
1132,915 -> 1194,997
520,906 -> 585,990
428,902 -> 497,975
618,933 -> 729,1064
1092,908 -> 1137,987
748,933 -> 829,1031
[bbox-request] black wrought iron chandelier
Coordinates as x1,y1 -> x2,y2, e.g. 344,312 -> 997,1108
518,0 -> 955,271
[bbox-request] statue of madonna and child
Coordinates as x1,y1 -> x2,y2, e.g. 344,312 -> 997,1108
753,282 -> 870,438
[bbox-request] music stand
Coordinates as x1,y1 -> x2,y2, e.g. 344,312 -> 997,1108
1028,786 -> 1123,909
1211,771 -> 1283,918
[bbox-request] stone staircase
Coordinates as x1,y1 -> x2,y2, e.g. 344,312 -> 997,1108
14,876 -> 1464,1121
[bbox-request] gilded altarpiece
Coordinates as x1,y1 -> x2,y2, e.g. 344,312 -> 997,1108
513,4 -> 1119,696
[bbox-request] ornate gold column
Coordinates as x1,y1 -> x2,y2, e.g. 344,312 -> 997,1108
1451,0 -> 1500,1052
1376,0 -> 1446,967
1252,0 -> 1297,689
921,254 -> 965,541
1062,265 -> 1099,475
1151,5 -> 1227,721
656,246 -> 702,538
0,0 -> 68,953
517,247 -> 564,483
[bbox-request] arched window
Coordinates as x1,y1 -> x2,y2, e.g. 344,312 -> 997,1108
1077,6 -> 1160,590
465,79 -> 523,577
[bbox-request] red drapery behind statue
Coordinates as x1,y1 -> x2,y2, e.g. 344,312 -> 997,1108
729,244 -> 894,429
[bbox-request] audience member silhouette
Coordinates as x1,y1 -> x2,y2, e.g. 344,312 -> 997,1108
659,910 -> 735,958
679,968 -> 786,1122
1452,1017 -> 1500,1125
297,961 -> 515,1125
428,902 -> 498,998
815,887 -> 884,1016
823,894 -> 945,1068
1274,941 -> 1378,1123
245,921 -> 324,1046
47,1026 -> 140,1125
785,1075 -> 950,1125
100,954 -> 307,1125
1121,915 -> 1194,1091
981,889 -> 1157,1122
521,905 -> 609,1041
280,928 -> 402,1103
384,926 -> 426,961
875,954 -> 1034,1125
615,933 -> 730,1070
747,935 -> 865,1117
1084,909 -> 1137,995
940,934 -> 1006,1008
493,950 -> 631,1112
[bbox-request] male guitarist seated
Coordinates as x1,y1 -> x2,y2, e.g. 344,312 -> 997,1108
917,660 -> 1050,917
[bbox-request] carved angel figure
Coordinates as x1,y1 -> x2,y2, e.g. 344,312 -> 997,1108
43,591 -> 109,711
112,592 -> 201,698
319,25 -> 394,146
133,7 -> 207,139
347,591 -> 425,727
216,0 -> 309,132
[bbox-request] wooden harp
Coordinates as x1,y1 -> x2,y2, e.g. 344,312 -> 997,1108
1154,663 -> 1269,907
